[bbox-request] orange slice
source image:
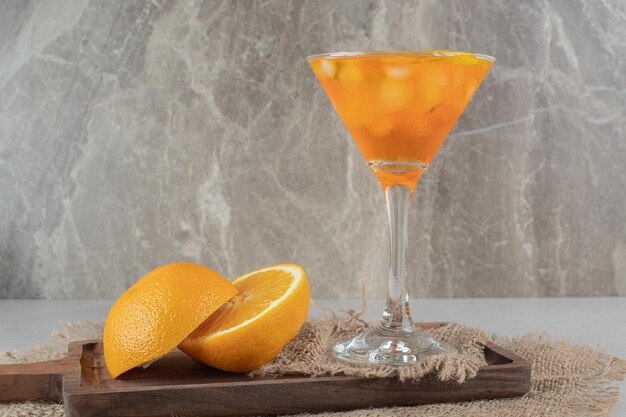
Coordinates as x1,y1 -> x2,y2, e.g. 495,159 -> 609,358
103,262 -> 238,379
179,264 -> 310,372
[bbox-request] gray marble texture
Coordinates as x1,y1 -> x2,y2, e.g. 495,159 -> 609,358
1,0 -> 625,299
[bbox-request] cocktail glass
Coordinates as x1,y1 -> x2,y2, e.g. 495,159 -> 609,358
307,50 -> 494,365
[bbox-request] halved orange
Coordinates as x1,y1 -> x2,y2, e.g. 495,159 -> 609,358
103,262 -> 238,379
179,264 -> 310,372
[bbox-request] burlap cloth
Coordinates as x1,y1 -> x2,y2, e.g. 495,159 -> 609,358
1,315 -> 625,417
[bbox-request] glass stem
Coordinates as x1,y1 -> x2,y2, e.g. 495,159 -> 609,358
380,184 -> 415,333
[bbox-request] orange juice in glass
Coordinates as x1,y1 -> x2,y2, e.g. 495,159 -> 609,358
308,51 -> 494,365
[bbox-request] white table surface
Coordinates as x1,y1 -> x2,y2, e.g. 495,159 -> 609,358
1,298 -> 625,415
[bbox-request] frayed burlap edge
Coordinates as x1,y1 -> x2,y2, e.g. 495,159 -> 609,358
0,321 -> 103,365
1,319 -> 625,417
302,333 -> 626,417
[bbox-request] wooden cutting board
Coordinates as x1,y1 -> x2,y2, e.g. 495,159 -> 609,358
0,322 -> 530,416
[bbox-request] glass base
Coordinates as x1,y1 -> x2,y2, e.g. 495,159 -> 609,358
333,325 -> 456,365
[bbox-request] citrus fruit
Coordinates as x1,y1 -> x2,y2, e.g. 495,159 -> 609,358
179,264 -> 310,372
103,262 -> 238,379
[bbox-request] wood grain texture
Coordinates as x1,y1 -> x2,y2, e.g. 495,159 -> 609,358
0,323 -> 531,416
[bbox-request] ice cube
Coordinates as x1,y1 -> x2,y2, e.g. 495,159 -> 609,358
338,64 -> 364,82
385,66 -> 410,78
380,79 -> 411,113
320,60 -> 336,78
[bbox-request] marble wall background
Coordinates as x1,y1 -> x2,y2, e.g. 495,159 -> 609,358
1,0 -> 625,299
